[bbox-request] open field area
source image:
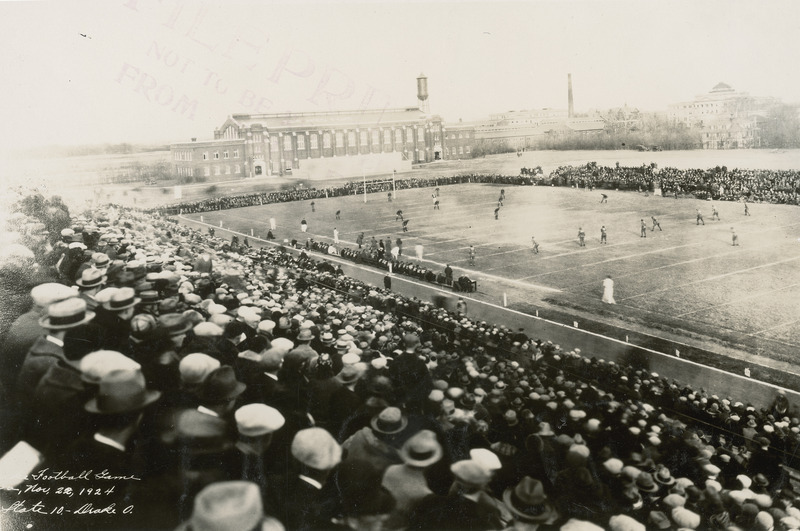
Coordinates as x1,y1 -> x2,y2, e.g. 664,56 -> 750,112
38,148 -> 800,211
185,182 -> 800,370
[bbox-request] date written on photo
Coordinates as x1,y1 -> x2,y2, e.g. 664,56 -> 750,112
0,469 -> 140,517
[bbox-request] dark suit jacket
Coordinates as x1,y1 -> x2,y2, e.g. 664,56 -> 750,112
30,362 -> 92,460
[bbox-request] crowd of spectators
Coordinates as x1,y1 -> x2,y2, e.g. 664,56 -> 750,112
147,174 -> 534,216
2,199 -> 800,530
546,163 -> 800,205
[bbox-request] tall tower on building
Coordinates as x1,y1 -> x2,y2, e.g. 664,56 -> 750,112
568,73 -> 574,118
417,74 -> 430,114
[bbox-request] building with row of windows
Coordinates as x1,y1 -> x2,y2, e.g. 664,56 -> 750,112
171,106 -> 476,180
668,82 -> 776,149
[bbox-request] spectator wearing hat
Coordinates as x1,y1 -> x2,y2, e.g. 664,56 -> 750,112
748,435 -> 785,494
75,267 -> 107,311
342,407 -> 410,474
158,312 -> 192,353
195,366 -> 247,422
59,369 -> 161,529
172,353 -> 221,408
280,427 -> 342,530
288,327 -> 319,362
410,459 -> 504,530
382,429 -> 443,528
0,282 -> 77,390
502,476 -> 561,529
93,286 -> 140,352
24,326 -> 105,458
336,459 -> 397,531
16,297 -> 95,398
325,362 -> 366,436
388,334 -> 433,411
175,481 -> 282,531
233,403 -> 286,483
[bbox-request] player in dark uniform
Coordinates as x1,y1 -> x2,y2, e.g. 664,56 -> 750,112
578,228 -> 586,247
402,219 -> 409,232
651,216 -> 662,231
494,207 -> 500,220
640,219 -> 647,238
600,226 -> 607,244
335,210 -> 341,220
744,202 -> 750,216
396,210 -> 404,221
696,209 -> 705,225
600,193 -> 608,203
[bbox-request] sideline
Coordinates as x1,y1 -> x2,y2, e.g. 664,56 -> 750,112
177,214 -> 800,401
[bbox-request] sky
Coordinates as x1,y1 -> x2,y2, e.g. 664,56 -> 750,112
1,0 -> 799,150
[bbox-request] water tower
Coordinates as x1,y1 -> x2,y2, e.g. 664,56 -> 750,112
417,73 -> 430,114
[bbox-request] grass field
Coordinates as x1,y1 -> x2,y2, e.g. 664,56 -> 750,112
184,183 -> 800,364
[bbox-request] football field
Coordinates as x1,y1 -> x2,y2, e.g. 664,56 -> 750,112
185,183 -> 800,363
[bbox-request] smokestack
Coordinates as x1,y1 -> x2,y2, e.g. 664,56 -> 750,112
568,73 -> 574,118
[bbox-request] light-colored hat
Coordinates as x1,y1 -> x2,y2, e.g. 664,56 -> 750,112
31,283 -> 77,307
235,404 -> 285,437
39,297 -> 95,329
470,448 -> 502,472
451,460 -> 491,488
182,481 -> 275,531
103,287 -> 140,311
80,350 -> 141,384
608,514 -> 646,531
291,428 -> 342,470
194,322 -> 224,337
399,430 -> 443,467
179,353 -> 221,385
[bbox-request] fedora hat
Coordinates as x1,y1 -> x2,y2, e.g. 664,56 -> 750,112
76,268 -> 106,289
371,407 -> 408,435
636,472 -> 660,493
179,481 -> 267,531
503,477 -> 557,523
535,422 -> 555,436
654,465 -> 676,486
399,429 -> 443,467
103,287 -> 140,311
296,328 -> 314,342
84,369 -> 161,414
198,366 -> 247,404
91,253 -> 110,269
39,297 -> 95,330
138,290 -> 159,305
335,364 -> 364,386
158,313 -> 192,336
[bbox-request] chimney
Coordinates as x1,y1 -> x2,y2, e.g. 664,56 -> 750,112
568,74 -> 574,118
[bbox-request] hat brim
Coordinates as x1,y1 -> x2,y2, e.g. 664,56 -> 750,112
39,311 -> 96,330
103,298 -> 141,311
371,416 -> 408,435
399,445 -> 443,467
502,488 -> 555,523
637,482 -> 660,493
655,476 -> 676,486
76,276 -> 107,288
85,389 -> 161,414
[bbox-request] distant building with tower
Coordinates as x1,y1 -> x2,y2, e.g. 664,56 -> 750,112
668,82 -> 776,149
170,75 -> 471,181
